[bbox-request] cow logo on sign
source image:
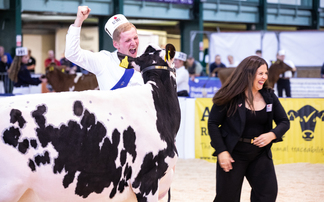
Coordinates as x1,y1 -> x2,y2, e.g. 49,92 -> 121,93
288,105 -> 324,141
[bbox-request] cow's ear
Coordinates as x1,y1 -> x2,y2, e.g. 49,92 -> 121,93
144,45 -> 157,54
165,44 -> 175,61
287,110 -> 298,121
318,111 -> 324,121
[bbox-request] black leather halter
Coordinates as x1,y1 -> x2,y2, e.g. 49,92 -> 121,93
141,65 -> 176,74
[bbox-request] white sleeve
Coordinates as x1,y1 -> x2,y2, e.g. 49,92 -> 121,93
176,68 -> 189,91
195,61 -> 203,75
65,25 -> 110,75
284,60 -> 296,70
284,70 -> 292,78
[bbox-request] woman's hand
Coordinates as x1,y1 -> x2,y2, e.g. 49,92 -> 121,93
218,151 -> 235,172
253,132 -> 276,147
40,76 -> 47,83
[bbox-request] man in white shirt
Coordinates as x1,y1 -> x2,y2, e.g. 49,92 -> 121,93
65,6 -> 144,91
174,51 -> 189,97
276,49 -> 296,97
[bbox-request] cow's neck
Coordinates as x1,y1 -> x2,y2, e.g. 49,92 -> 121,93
143,69 -> 180,156
47,70 -> 75,92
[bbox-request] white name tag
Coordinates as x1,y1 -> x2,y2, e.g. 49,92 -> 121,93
266,104 -> 272,112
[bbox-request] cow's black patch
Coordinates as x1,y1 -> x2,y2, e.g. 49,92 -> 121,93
120,150 -> 127,166
73,100 -> 83,116
2,101 -> 139,199
30,139 -> 37,149
124,163 -> 132,181
34,151 -> 50,166
123,126 -> 137,163
28,159 -> 36,171
36,124 -> 57,148
18,138 -> 29,154
132,149 -> 169,202
32,105 -> 47,128
3,126 -> 21,147
10,109 -> 26,128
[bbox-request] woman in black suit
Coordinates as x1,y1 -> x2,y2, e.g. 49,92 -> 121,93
208,55 -> 290,202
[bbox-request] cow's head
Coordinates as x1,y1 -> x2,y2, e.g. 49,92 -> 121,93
45,63 -> 72,92
288,105 -> 324,141
117,44 -> 176,73
268,60 -> 293,88
45,63 -> 66,78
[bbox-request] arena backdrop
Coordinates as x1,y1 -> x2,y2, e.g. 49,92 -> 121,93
195,98 -> 324,165
209,31 -> 324,67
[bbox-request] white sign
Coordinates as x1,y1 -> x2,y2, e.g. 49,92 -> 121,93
290,78 -> 324,98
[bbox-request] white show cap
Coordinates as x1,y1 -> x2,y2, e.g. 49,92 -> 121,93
16,47 -> 28,56
174,51 -> 187,61
278,49 -> 286,56
105,14 -> 129,38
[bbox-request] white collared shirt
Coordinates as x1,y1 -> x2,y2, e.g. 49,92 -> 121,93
176,66 -> 189,92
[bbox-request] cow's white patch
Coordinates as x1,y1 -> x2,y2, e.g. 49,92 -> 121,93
74,73 -> 83,83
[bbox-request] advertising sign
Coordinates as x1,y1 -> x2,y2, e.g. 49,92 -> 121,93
195,98 -> 324,164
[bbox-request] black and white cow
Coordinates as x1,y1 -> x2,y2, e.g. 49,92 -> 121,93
0,44 -> 180,202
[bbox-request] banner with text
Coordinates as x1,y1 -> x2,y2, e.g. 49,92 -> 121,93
189,77 -> 221,98
195,98 -> 324,164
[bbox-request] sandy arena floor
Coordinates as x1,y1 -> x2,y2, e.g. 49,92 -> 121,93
160,158 -> 324,202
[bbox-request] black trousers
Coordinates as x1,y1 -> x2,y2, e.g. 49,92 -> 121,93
214,142 -> 278,202
277,78 -> 291,97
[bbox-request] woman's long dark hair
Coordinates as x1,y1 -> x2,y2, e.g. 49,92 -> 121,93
8,56 -> 22,83
212,55 -> 271,117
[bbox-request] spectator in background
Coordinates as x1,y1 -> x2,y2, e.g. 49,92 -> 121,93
187,55 -> 203,81
255,49 -> 270,67
0,55 -> 9,73
255,49 -> 262,57
26,49 -> 36,73
8,47 -> 47,95
60,53 -> 79,74
227,55 -> 240,68
44,50 -> 61,68
321,63 -> 324,78
276,50 -> 296,97
174,51 -> 189,97
0,46 -> 13,66
0,55 -> 11,93
209,54 -> 226,77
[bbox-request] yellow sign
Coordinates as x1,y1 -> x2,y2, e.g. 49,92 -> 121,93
272,98 -> 324,164
195,98 -> 324,164
194,98 -> 217,163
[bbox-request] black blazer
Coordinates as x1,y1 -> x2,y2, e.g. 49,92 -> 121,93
208,88 -> 290,159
